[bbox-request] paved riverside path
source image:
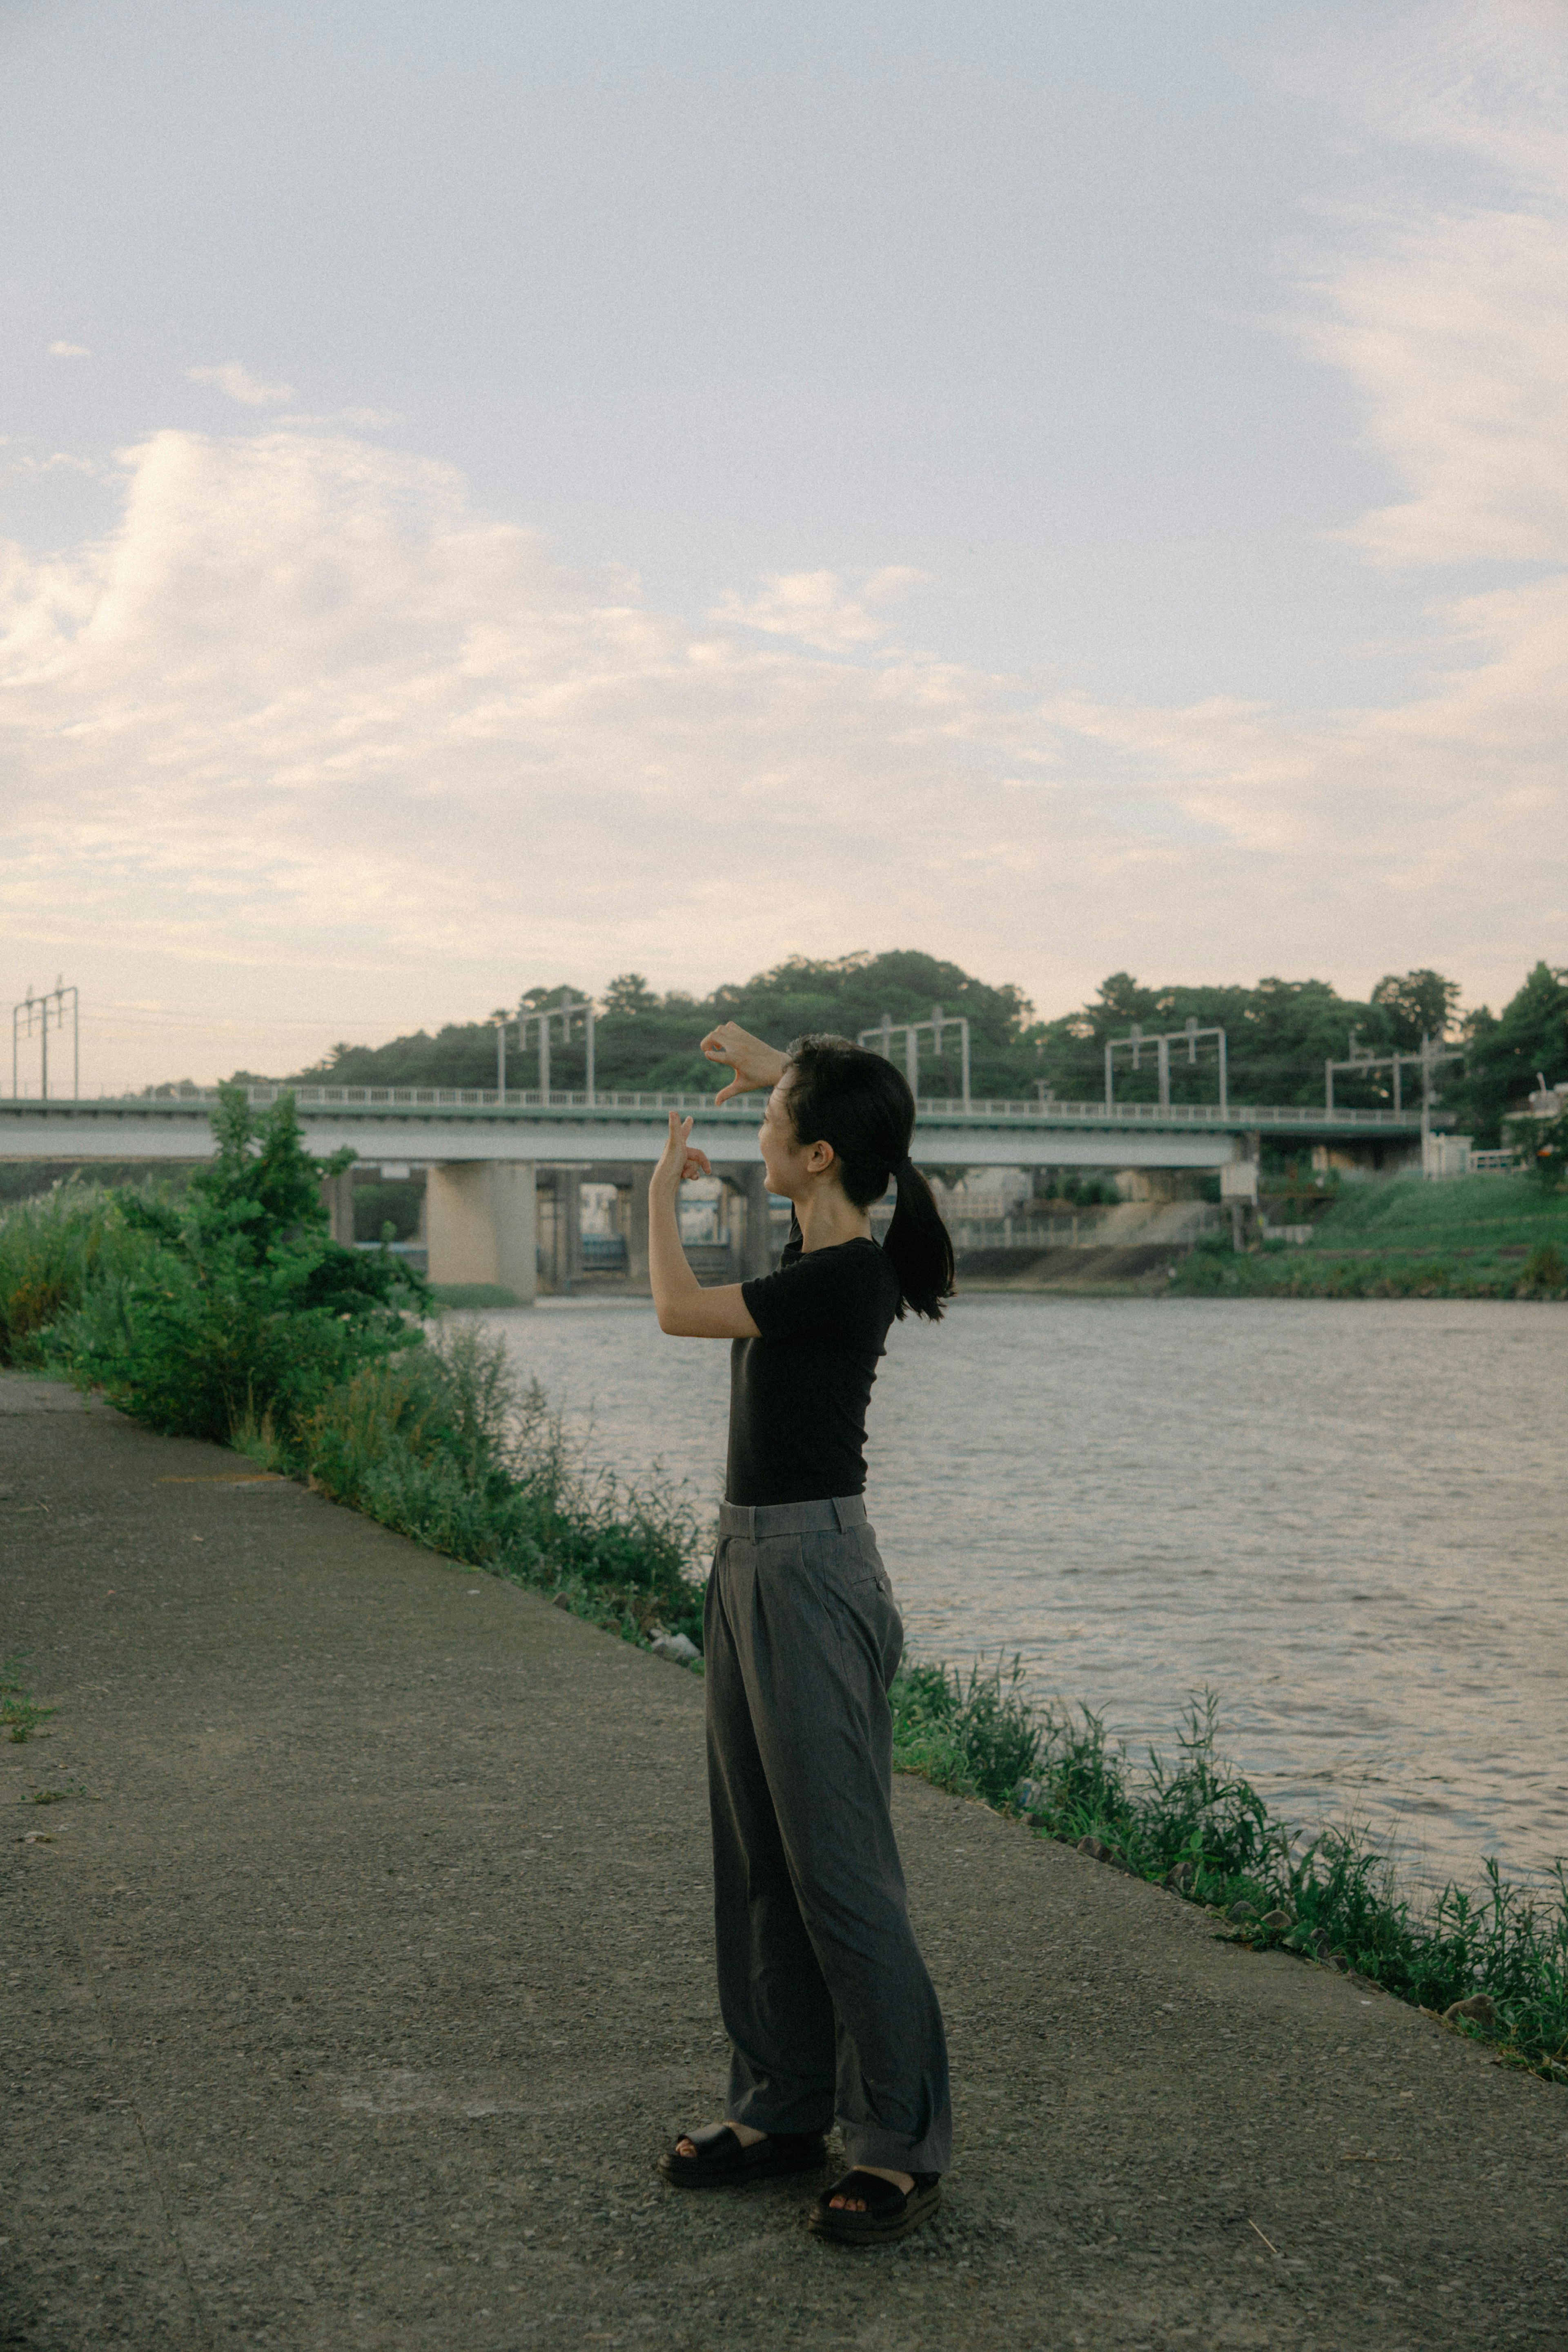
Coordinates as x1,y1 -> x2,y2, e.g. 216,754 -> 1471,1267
2,1376 -> 1564,2352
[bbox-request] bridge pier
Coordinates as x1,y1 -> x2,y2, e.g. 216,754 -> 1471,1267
716,1162 -> 776,1280
320,1170 -> 356,1246
425,1162 -> 537,1302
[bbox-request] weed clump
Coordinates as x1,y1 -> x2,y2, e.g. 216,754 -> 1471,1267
289,1324 -> 706,1646
0,1655 -> 57,1743
891,1671 -> 1568,2083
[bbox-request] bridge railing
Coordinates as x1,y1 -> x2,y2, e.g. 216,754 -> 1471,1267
65,1085 -> 1443,1131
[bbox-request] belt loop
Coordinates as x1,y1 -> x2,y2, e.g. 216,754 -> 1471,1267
831,1497 -> 848,1531
738,1504 -> 755,1539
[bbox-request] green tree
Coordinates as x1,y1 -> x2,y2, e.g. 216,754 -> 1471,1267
1029,974 -> 1391,1109
1369,970 -> 1461,1050
1450,963 -> 1568,1144
57,1089 -> 424,1441
602,973 -> 662,1019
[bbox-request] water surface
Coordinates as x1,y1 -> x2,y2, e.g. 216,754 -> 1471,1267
478,1295 -> 1566,1889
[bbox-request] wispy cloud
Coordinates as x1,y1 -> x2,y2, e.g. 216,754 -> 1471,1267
1280,1 -> 1568,566
709,566 -> 931,653
187,361 -> 296,407
48,341 -> 91,358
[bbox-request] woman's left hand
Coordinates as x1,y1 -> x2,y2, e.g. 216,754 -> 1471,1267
650,1111 -> 711,1197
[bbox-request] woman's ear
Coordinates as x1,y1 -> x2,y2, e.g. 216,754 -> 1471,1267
806,1139 -> 837,1176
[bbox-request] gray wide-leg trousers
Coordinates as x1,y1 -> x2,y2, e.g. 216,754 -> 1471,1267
704,1495 -> 951,2176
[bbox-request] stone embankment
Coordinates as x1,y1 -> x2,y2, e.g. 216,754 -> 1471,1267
2,1373 -> 1564,2350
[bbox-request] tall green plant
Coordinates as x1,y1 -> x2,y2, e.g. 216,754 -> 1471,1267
49,1087 -> 425,1441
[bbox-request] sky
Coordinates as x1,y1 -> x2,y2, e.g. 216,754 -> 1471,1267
1,0 -> 1564,1091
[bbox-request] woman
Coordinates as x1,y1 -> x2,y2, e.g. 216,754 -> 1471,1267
648,1021 -> 955,2248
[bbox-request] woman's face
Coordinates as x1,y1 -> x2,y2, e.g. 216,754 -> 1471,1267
757,1071 -> 837,1201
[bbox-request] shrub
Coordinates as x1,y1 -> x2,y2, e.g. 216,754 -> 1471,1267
45,1088 -> 425,1440
0,1179 -> 151,1364
1519,1242 -> 1566,1296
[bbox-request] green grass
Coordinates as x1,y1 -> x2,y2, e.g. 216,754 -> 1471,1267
891,1665 -> 1568,2084
0,1655 -> 58,1743
1172,1173 -> 1568,1298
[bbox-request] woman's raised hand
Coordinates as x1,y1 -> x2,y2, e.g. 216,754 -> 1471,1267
651,1111 -> 712,1197
699,1023 -> 788,1105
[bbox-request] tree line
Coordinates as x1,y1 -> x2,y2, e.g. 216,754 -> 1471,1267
271,950 -> 1568,1145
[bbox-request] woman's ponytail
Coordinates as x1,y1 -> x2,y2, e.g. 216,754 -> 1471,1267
882,1156 -> 956,1323
781,1037 -> 956,1322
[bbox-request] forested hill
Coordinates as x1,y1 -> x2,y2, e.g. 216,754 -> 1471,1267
266,951 -> 1568,1144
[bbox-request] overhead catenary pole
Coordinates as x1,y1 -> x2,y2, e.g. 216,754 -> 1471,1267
10,981 -> 78,1101
859,1008 -> 970,1108
1323,1037 -> 1461,1118
1105,1019 -> 1226,1115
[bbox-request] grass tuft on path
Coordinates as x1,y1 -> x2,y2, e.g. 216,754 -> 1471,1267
891,1664 -> 1568,2084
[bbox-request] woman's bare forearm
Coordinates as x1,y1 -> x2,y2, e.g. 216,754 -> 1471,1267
649,1185 -> 758,1338
648,1175 -> 703,1329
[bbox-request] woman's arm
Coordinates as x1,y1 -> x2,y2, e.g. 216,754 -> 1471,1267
699,1021 -> 788,1105
648,1112 -> 761,1339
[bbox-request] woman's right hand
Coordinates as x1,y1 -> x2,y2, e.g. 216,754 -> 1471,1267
699,1023 -> 788,1105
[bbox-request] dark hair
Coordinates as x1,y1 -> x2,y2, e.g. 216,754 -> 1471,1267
782,1033 -> 955,1321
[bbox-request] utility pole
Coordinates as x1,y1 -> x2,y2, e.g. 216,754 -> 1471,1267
1324,1033 -> 1461,1120
514,992 -> 597,1101
1104,1017 -> 1226,1113
858,1005 -> 971,1108
11,979 -> 78,1100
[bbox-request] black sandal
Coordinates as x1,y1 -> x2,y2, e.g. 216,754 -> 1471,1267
657,2123 -> 826,2189
807,2167 -> 942,2246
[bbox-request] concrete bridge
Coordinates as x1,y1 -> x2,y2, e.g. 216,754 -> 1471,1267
0,1085 -> 1444,1301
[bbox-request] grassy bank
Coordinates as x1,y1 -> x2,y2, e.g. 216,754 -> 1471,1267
891,1661 -> 1568,2084
0,1095 -> 708,1652
1172,1172 -> 1568,1298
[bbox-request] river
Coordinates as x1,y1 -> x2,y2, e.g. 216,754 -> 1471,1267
476,1294 -> 1566,1892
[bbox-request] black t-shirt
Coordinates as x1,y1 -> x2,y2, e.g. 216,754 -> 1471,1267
728,1218 -> 902,1506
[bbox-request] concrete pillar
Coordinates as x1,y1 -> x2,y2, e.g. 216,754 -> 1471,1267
321,1169 -> 356,1245
720,1162 -> 775,1280
560,1170 -> 582,1286
621,1177 -> 650,1287
425,1162 -> 537,1301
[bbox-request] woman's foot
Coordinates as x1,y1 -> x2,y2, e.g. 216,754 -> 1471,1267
674,2119 -> 765,2160
828,2164 -> 913,2210
808,2168 -> 942,2245
657,2121 -> 826,2190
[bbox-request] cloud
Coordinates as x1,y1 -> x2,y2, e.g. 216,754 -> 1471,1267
0,421 -> 1561,1091
708,566 -> 931,652
187,361 -> 296,407
2,450 -> 100,477
1280,2 -> 1568,565
48,341 -> 91,358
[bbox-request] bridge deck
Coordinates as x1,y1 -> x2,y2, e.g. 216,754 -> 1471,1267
0,1087 -> 1445,1170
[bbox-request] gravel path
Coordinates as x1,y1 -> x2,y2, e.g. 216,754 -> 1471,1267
2,1372 -> 1564,2351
